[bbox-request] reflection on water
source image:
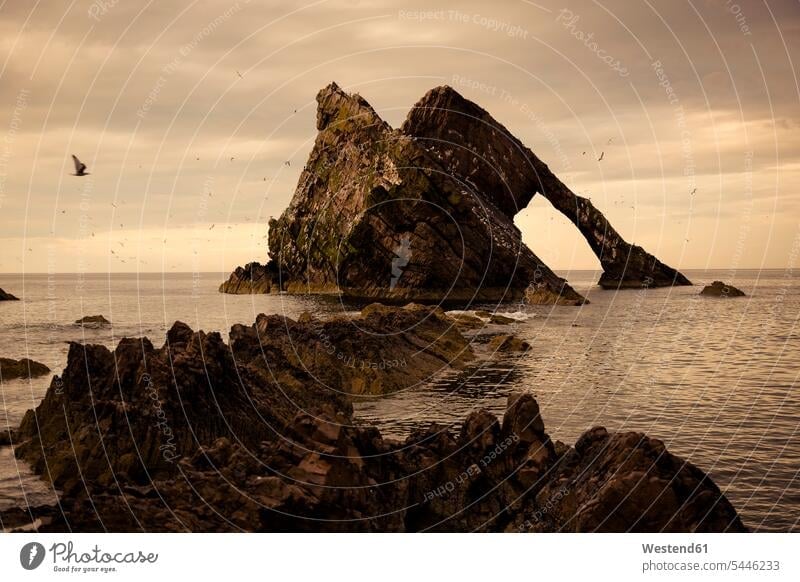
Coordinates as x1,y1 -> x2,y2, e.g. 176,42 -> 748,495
0,269 -> 798,531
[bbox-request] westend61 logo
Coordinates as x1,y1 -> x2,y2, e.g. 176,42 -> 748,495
19,541 -> 158,573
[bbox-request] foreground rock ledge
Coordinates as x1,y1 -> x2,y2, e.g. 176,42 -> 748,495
13,304 -> 475,493
8,308 -> 744,532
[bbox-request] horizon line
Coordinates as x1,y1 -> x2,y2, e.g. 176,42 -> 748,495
0,266 -> 794,276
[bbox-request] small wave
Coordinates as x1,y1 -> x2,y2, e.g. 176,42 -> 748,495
446,309 -> 533,322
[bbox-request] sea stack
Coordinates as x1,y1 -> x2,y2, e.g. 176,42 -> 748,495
221,83 -> 691,302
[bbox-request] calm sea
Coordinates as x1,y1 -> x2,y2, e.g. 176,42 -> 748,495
0,269 -> 797,532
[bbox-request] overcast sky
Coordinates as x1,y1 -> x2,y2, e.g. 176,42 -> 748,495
1,0 -> 798,274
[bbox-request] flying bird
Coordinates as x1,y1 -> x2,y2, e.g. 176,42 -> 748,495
71,155 -> 89,176
598,151 -> 604,161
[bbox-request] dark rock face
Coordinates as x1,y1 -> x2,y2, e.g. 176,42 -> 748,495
402,86 -> 692,290
9,386 -> 745,532
700,281 -> 746,297
0,357 -> 50,380
0,287 -> 19,301
527,427 -> 743,532
13,305 -> 472,494
229,302 -> 475,396
232,82 -> 586,305
219,261 -> 275,294
14,323 -> 349,496
74,315 -> 111,326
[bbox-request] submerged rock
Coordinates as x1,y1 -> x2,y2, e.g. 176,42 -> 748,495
0,357 -> 50,380
9,384 -> 745,532
225,82 -> 586,305
700,281 -> 746,297
74,315 -> 111,326
489,314 -> 517,325
0,287 -> 19,301
446,312 -> 485,330
488,334 -> 531,353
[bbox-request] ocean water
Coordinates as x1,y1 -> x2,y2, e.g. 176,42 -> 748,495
0,269 -> 797,532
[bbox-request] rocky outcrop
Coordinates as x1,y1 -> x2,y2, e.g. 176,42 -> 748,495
700,281 -> 745,297
0,287 -> 19,301
219,261 -> 275,294
13,305 -> 473,494
402,86 -> 692,290
525,426 -> 744,532
74,315 -> 110,326
0,358 -> 50,380
9,387 -> 745,532
229,82 -> 585,305
14,323 -> 346,495
229,303 -> 474,396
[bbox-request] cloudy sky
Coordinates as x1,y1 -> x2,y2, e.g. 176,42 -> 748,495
1,0 -> 798,274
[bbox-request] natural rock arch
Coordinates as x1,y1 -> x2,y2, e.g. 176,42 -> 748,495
221,83 -> 690,303
401,85 -> 691,290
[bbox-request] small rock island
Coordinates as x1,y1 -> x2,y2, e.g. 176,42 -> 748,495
700,281 -> 746,297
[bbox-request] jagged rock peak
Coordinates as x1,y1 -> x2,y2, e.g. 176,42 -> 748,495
404,84 -> 490,121
315,81 -> 389,132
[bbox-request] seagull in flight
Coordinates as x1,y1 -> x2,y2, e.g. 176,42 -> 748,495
71,155 -> 89,176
